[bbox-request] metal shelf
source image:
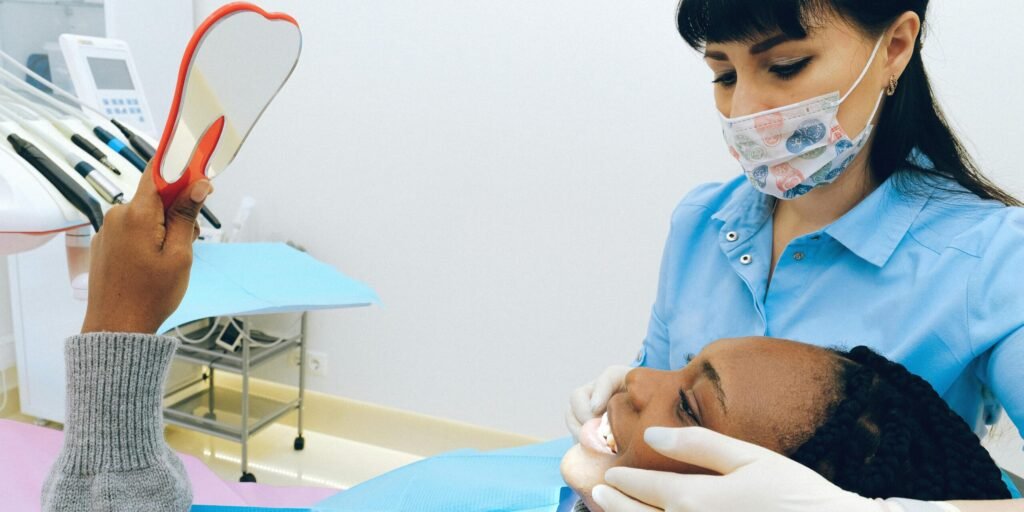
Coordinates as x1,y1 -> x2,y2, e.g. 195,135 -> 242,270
163,314 -> 308,483
172,322 -> 300,372
164,387 -> 300,442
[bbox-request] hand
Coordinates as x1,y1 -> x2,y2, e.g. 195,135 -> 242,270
566,365 -> 632,440
81,168 -> 212,334
592,426 -> 884,512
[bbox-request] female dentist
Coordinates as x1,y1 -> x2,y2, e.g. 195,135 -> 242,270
567,1 -> 1024,511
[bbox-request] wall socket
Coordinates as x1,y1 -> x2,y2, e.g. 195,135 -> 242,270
290,348 -> 328,377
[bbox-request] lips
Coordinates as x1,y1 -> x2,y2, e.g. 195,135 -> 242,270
579,412 -> 618,456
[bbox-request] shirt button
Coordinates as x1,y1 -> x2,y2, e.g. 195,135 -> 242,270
740,254 -> 753,265
793,252 -> 805,261
726,231 -> 739,242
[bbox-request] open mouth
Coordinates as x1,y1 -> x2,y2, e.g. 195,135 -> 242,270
580,412 -> 619,456
598,412 -> 618,454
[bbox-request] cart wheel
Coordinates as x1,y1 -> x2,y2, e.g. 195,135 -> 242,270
239,472 -> 257,483
203,411 -> 217,421
293,436 -> 305,451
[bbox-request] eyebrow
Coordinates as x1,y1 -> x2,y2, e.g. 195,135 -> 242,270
702,361 -> 727,413
703,33 -> 794,61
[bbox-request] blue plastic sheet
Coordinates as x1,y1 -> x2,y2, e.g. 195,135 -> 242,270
160,242 -> 380,333
314,438 -> 575,511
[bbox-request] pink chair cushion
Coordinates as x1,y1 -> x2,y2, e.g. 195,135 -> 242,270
0,419 -> 338,509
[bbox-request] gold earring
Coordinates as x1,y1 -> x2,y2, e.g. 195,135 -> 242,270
886,75 -> 899,96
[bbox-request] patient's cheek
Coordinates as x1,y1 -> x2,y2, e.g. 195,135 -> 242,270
618,441 -> 715,475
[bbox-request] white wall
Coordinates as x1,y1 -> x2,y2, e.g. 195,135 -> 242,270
178,0 -> 1023,439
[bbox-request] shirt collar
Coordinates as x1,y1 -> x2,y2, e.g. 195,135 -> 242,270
824,173 -> 932,267
711,178 -> 774,229
710,172 -> 932,268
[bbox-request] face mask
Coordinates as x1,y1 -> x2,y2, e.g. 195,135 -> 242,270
719,37 -> 886,200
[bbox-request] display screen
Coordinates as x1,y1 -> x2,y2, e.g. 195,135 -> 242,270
87,57 -> 134,90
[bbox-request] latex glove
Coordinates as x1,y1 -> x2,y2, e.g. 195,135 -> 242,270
81,167 -> 212,334
566,365 -> 632,440
592,426 -> 886,512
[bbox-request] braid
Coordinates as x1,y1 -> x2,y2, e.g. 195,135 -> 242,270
789,346 -> 1010,501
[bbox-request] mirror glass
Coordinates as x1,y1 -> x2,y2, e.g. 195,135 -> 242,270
155,6 -> 300,190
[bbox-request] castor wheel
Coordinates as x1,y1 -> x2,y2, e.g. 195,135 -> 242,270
203,411 -> 217,421
239,472 -> 257,483
293,436 -> 305,451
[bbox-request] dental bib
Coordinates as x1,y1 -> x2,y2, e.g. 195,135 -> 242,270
719,37 -> 886,200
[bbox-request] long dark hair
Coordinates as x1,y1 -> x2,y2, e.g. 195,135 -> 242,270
791,346 -> 1011,500
676,0 -> 1022,206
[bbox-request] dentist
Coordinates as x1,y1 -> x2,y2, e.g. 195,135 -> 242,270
568,1 -> 1024,510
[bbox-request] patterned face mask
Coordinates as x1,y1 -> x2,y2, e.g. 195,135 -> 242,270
719,37 -> 886,200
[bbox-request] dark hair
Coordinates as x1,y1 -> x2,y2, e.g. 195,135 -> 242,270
789,346 -> 1010,500
676,0 -> 1022,207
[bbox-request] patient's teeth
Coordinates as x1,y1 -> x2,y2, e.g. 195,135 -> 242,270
598,413 -> 617,454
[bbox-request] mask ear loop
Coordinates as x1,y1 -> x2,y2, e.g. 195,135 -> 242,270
839,36 -> 886,104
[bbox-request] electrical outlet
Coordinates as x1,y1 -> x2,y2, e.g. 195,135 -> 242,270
307,351 -> 328,377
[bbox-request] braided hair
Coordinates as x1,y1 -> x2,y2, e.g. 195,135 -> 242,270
789,346 -> 1010,501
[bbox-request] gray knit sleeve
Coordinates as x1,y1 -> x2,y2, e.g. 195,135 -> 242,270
41,332 -> 193,511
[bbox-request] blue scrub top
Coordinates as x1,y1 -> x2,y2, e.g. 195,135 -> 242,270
636,167 -> 1024,435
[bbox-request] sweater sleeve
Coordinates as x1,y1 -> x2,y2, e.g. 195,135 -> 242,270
41,332 -> 193,511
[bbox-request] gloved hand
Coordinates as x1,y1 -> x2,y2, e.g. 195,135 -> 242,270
566,365 -> 632,440
591,426 -> 950,512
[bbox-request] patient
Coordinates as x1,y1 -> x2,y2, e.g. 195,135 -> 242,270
561,337 -> 1012,512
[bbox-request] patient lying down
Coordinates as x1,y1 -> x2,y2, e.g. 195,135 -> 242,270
561,337 -> 1011,512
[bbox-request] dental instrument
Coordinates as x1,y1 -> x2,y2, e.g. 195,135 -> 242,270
0,85 -> 121,175
111,118 -> 155,161
91,124 -> 148,171
0,51 -> 149,171
0,54 -> 223,227
0,124 -> 103,231
0,102 -> 123,204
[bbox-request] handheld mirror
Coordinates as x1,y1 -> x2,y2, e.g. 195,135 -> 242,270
152,2 -> 301,207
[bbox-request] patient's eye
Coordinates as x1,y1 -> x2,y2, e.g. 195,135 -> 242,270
678,390 -> 700,425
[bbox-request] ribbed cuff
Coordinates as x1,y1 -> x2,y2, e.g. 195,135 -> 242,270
56,332 -> 179,474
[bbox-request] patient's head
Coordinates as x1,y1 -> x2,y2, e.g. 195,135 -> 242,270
561,337 -> 1010,511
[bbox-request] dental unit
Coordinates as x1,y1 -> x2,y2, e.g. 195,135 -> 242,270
0,51 -> 221,227
0,102 -> 123,204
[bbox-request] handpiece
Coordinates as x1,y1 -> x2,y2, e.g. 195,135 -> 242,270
73,161 -> 123,204
93,125 -> 148,171
6,133 -> 103,230
70,133 -> 121,175
0,87 -> 124,175
0,103 -> 125,204
111,119 -> 155,161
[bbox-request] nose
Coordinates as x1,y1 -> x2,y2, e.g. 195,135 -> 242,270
725,81 -> 773,119
624,368 -> 670,412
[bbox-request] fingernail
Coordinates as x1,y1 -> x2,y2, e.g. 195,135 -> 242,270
191,181 -> 213,202
644,427 -> 673,450
591,485 -> 610,506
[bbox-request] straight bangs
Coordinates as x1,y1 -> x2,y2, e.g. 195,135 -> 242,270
676,0 -> 836,50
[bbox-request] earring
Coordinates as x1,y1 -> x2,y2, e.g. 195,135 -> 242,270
887,75 -> 899,96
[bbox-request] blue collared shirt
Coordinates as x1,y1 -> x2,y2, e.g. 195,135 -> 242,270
636,170 -> 1024,435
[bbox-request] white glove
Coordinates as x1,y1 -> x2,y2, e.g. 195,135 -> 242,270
566,365 -> 632,440
592,426 -> 959,512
